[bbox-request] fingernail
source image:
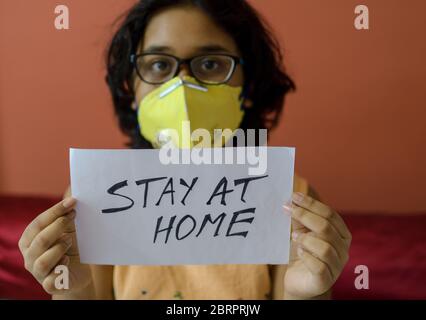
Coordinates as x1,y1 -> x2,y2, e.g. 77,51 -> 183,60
297,246 -> 304,257
63,197 -> 76,209
292,232 -> 299,241
292,192 -> 304,203
282,203 -> 292,215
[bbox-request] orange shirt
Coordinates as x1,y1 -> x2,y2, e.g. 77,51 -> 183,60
112,174 -> 309,300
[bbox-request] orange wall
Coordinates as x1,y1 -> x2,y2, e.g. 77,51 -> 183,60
1,0 -> 425,213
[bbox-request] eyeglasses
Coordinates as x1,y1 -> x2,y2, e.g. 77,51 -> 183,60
130,53 -> 244,85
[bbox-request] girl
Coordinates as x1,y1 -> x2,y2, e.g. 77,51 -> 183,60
19,0 -> 351,300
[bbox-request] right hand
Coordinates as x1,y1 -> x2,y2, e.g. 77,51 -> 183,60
18,198 -> 92,295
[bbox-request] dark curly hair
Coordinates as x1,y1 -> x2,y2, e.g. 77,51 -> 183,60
105,0 -> 295,148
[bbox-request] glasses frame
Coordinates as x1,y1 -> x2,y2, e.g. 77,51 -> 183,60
130,53 -> 244,85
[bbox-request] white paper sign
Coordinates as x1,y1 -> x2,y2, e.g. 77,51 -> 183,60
70,147 -> 295,265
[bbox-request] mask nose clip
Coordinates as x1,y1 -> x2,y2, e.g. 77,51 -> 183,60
159,78 -> 208,99
182,80 -> 208,92
159,79 -> 184,99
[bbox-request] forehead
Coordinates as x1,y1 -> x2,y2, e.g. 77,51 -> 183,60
140,6 -> 240,56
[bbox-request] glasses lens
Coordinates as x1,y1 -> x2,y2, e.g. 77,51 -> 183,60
136,55 -> 177,84
191,55 -> 235,84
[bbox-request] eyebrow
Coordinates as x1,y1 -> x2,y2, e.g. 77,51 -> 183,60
142,45 -> 173,54
195,45 -> 233,54
142,44 -> 233,55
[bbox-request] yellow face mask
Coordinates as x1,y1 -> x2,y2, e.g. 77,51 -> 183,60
137,76 -> 245,149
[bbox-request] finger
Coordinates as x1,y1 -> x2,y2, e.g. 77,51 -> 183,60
285,204 -> 310,262
292,193 -> 351,240
65,231 -> 80,256
32,236 -> 72,280
298,247 -> 333,281
283,204 -> 309,234
41,259 -> 71,295
291,205 -> 345,243
25,210 -> 76,268
19,198 -> 76,251
291,205 -> 350,261
57,255 -> 70,267
293,232 -> 340,279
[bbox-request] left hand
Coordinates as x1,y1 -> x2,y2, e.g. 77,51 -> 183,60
283,192 -> 352,299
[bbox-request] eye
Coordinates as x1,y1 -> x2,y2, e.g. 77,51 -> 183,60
200,59 -> 220,71
150,60 -> 171,72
